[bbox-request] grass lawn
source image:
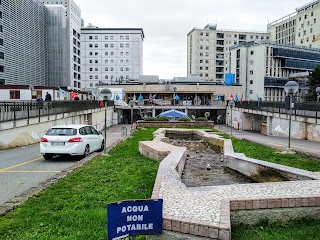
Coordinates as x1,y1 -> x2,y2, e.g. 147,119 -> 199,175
0,128 -> 159,240
232,218 -> 320,240
217,132 -> 320,172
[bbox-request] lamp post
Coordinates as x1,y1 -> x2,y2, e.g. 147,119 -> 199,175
316,87 -> 320,103
173,87 -> 177,121
99,89 -> 112,154
284,81 -> 299,151
228,100 -> 235,137
251,117 -> 254,132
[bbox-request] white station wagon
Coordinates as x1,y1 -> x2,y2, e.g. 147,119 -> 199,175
40,124 -> 105,160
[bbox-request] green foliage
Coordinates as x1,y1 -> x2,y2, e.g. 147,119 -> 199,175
177,117 -> 191,122
306,65 -> 320,101
195,117 -> 208,121
0,128 -> 159,240
218,133 -> 320,171
144,116 -> 169,121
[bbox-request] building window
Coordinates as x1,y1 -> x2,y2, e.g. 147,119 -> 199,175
250,70 -> 253,75
120,44 -> 124,48
105,52 -> 108,56
111,67 -> 114,71
105,67 -> 108,71
125,36 -> 129,40
105,60 -> 108,63
250,60 -> 253,65
110,36 -> 114,40
95,67 -> 98,71
120,60 -> 123,63
90,83 -> 93,87
89,60 -> 92,63
94,36 -> 98,40
126,60 -> 129,63
126,67 -> 129,71
249,90 -> 253,94
314,18 -> 317,23
95,75 -> 98,79
120,67 -> 123,71
89,75 -> 93,79
110,44 -> 114,48
0,52 -> 4,59
105,44 -> 108,48
105,75 -> 108,79
0,39 -> 3,46
10,90 -> 20,99
89,36 -> 92,39
120,52 -> 123,56
310,28 -> 313,33
126,44 -> 129,48
89,52 -> 93,55
95,52 -> 98,55
105,36 -> 108,40
120,36 -> 124,40
94,44 -> 98,48
95,60 -> 98,63
250,51 -> 254,55
110,52 -> 114,56
250,80 -> 253,84
0,12 -> 2,19
89,68 -> 93,71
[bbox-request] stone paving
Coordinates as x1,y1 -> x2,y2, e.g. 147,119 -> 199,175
139,128 -> 320,240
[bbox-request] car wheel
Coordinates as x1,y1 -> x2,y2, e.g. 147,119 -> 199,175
98,140 -> 105,152
43,154 -> 53,160
83,145 -> 90,157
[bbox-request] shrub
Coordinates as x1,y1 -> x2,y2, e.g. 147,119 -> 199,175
195,117 -> 208,121
178,117 -> 191,122
144,116 -> 169,122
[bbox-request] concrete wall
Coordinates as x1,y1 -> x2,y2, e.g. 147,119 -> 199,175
227,108 -> 320,142
0,108 -> 114,150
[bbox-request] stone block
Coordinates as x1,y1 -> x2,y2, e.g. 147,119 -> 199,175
309,197 -> 316,206
281,198 -> 289,208
259,199 -> 268,209
163,215 -> 172,230
208,227 -> 219,239
316,197 -> 320,206
219,229 -> 230,240
198,224 -> 209,237
171,216 -> 182,232
302,198 -> 309,207
274,198 -> 281,208
238,200 -> 246,210
230,201 -> 239,210
252,200 -> 260,209
288,198 -> 295,207
267,199 -> 275,208
295,198 -> 302,207
246,200 -> 253,209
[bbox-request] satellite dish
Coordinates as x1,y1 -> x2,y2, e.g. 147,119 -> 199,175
205,112 -> 210,118
191,115 -> 195,120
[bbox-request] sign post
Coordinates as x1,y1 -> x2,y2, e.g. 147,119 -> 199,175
107,199 -> 163,240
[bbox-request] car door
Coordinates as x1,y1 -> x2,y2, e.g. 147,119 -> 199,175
90,126 -> 101,151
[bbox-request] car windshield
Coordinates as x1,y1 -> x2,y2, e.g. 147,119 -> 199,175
45,128 -> 77,136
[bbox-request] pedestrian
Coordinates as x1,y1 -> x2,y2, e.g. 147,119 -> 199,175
45,92 -> 52,101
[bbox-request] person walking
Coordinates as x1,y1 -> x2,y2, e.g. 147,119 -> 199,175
45,92 -> 52,101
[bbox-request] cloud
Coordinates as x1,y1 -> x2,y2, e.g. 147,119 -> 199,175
77,0 -> 309,78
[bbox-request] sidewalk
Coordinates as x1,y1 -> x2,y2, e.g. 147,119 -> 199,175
215,124 -> 320,158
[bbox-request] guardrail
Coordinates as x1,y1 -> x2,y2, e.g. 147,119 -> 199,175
0,100 -> 114,123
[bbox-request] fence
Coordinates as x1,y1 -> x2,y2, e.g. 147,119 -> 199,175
0,100 -> 114,123
234,101 -> 320,119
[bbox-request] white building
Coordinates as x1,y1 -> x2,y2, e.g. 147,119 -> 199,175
268,0 -> 320,48
81,28 -> 144,90
43,0 -> 82,90
187,24 -> 270,84
229,42 -> 320,101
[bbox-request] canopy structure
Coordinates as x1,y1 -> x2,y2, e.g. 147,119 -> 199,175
158,109 -> 189,121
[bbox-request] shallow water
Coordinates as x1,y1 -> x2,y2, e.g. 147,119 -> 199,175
162,139 -> 255,187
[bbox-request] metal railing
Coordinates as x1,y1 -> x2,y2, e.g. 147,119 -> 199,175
0,100 -> 114,123
234,101 -> 320,119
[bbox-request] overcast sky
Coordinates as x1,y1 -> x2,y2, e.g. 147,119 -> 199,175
75,0 -> 309,79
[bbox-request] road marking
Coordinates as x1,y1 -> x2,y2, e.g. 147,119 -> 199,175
3,170 -> 61,173
0,157 -> 43,172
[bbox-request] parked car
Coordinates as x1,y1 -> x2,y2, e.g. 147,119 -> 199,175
40,124 -> 104,160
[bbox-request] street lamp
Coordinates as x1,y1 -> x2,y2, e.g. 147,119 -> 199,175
228,100 -> 235,137
173,87 -> 177,121
100,89 -> 112,154
284,81 -> 299,151
316,87 -> 320,103
251,117 -> 254,132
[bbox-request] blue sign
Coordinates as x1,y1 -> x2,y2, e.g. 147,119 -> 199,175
107,199 -> 163,239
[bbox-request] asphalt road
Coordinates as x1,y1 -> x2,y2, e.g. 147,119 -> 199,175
0,124 -> 131,205
0,143 -> 82,204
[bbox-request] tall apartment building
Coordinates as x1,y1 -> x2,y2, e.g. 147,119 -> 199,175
0,0 -> 47,86
268,0 -> 320,48
229,42 -> 320,101
187,24 -> 270,84
43,0 -> 82,89
81,28 -> 144,90
46,5 -> 68,87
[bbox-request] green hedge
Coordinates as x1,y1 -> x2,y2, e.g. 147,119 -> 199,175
177,117 -> 191,122
144,116 -> 169,121
195,117 -> 208,121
